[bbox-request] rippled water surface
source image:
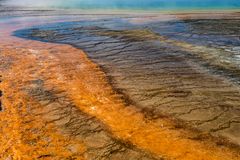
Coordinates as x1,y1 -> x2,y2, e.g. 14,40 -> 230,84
14,12 -> 240,145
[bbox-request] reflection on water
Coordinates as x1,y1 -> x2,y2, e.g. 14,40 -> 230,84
14,13 -> 240,145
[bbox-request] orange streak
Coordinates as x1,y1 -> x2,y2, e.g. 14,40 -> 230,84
0,17 -> 239,160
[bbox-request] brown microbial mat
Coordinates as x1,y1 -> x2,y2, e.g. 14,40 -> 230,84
0,7 -> 240,160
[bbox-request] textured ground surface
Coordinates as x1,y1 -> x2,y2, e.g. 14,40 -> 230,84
19,12 -> 240,145
0,7 -> 240,160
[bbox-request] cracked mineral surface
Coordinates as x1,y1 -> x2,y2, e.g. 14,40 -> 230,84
19,12 -> 240,145
0,7 -> 240,160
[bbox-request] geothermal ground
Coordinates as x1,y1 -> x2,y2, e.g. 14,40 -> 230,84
0,7 -> 240,160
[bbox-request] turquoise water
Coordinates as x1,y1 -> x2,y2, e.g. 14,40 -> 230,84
4,0 -> 240,10
57,0 -> 240,10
